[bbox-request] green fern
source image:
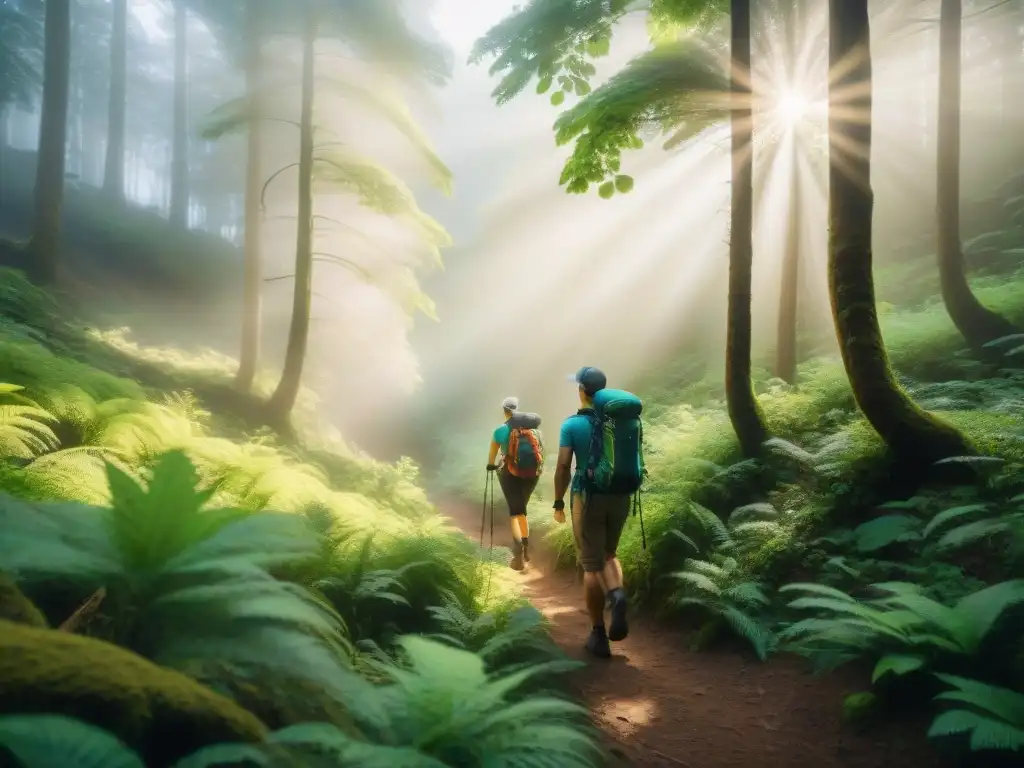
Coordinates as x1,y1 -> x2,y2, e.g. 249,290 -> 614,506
0,383 -> 59,459
928,674 -> 1024,753
923,500 -> 1024,551
0,451 -> 353,696
178,636 -> 602,767
850,514 -> 924,553
668,554 -> 775,660
779,580 -> 1024,681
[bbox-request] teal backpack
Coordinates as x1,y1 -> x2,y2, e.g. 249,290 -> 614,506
582,389 -> 646,495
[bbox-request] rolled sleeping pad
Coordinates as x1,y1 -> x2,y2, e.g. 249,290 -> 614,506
592,388 -> 643,418
507,411 -> 542,429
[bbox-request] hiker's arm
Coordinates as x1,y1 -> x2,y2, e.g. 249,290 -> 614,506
487,440 -> 500,466
554,446 -> 572,504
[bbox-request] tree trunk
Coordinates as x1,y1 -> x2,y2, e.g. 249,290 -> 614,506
827,0 -> 970,464
266,3 -> 317,425
168,0 -> 189,228
775,158 -> 800,383
102,0 -> 128,201
28,0 -> 72,286
936,0 -> 1017,350
235,2 -> 265,392
774,0 -> 802,384
725,0 -> 769,456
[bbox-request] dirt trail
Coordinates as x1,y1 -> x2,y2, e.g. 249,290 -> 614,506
439,498 -> 944,768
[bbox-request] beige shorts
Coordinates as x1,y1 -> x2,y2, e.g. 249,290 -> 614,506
571,492 -> 631,572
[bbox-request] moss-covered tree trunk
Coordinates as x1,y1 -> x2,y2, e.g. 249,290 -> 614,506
28,0 -> 72,286
725,0 -> 769,456
102,0 -> 127,201
827,0 -> 971,464
936,0 -> 1017,351
235,2 -> 265,392
168,0 -> 190,228
266,3 -> 317,426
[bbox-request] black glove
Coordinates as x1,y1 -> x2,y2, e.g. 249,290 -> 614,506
486,464 -> 498,471
552,499 -> 565,511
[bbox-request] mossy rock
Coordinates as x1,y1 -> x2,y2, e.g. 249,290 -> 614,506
0,575 -> 47,628
0,620 -> 267,767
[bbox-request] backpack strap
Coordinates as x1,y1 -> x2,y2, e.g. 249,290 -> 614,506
576,408 -> 601,490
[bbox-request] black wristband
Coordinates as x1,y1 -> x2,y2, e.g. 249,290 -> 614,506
553,499 -> 565,511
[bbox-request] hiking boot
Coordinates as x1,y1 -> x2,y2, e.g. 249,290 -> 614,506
586,626 -> 611,658
521,537 -> 531,563
607,588 -> 630,642
509,539 -> 524,571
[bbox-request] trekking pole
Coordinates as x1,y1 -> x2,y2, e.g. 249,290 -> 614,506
479,470 -> 490,547
489,467 -> 495,550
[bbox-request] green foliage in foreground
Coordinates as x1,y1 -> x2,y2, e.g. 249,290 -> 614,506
0,277 -> 603,765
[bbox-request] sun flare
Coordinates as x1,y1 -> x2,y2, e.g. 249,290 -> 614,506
776,90 -> 810,125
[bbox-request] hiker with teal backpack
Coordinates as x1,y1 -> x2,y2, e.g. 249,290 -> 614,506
487,396 -> 545,571
552,367 -> 646,658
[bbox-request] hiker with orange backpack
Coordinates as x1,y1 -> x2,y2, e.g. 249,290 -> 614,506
486,396 -> 545,570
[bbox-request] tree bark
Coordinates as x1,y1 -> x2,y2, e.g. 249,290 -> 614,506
774,0 -> 802,384
28,0 -> 72,286
102,0 -> 128,201
827,0 -> 970,464
725,0 -> 769,456
936,0 -> 1017,351
168,0 -> 190,228
266,2 -> 317,425
235,2 -> 265,392
775,158 -> 800,383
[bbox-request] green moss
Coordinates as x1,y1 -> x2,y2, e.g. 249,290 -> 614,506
0,620 -> 267,767
0,575 -> 47,628
842,691 -> 877,725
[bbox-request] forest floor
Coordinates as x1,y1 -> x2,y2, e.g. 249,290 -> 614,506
439,498 -> 946,768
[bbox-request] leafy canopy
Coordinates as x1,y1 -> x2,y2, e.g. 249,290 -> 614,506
554,39 -> 728,195
0,0 -> 43,109
471,0 -> 732,197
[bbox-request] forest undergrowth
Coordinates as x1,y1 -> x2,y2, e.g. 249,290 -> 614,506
434,261 -> 1024,760
0,267 -> 604,766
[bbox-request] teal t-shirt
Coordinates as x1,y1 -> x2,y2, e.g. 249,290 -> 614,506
559,412 -> 594,493
492,423 -> 511,454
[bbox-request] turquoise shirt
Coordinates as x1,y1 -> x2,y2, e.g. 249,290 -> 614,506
492,423 -> 511,454
559,412 -> 595,493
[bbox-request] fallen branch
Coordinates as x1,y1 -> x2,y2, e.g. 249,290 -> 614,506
58,587 -> 106,633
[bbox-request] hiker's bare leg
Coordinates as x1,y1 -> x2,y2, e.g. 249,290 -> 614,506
601,495 -> 632,642
602,555 -> 624,592
517,515 -> 529,538
584,571 -> 606,625
508,515 -> 523,543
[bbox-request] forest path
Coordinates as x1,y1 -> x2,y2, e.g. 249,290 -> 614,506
437,497 -> 944,768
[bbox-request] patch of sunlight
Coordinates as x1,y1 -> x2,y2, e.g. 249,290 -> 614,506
537,604 -> 577,620
596,697 -> 657,736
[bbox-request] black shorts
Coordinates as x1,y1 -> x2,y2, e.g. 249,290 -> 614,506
497,467 -> 539,517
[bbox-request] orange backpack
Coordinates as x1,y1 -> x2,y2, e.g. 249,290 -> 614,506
505,412 -> 544,478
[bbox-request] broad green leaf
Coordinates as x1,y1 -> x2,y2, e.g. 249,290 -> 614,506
871,654 -> 925,683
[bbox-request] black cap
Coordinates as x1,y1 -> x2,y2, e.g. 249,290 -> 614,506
572,366 -> 607,396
